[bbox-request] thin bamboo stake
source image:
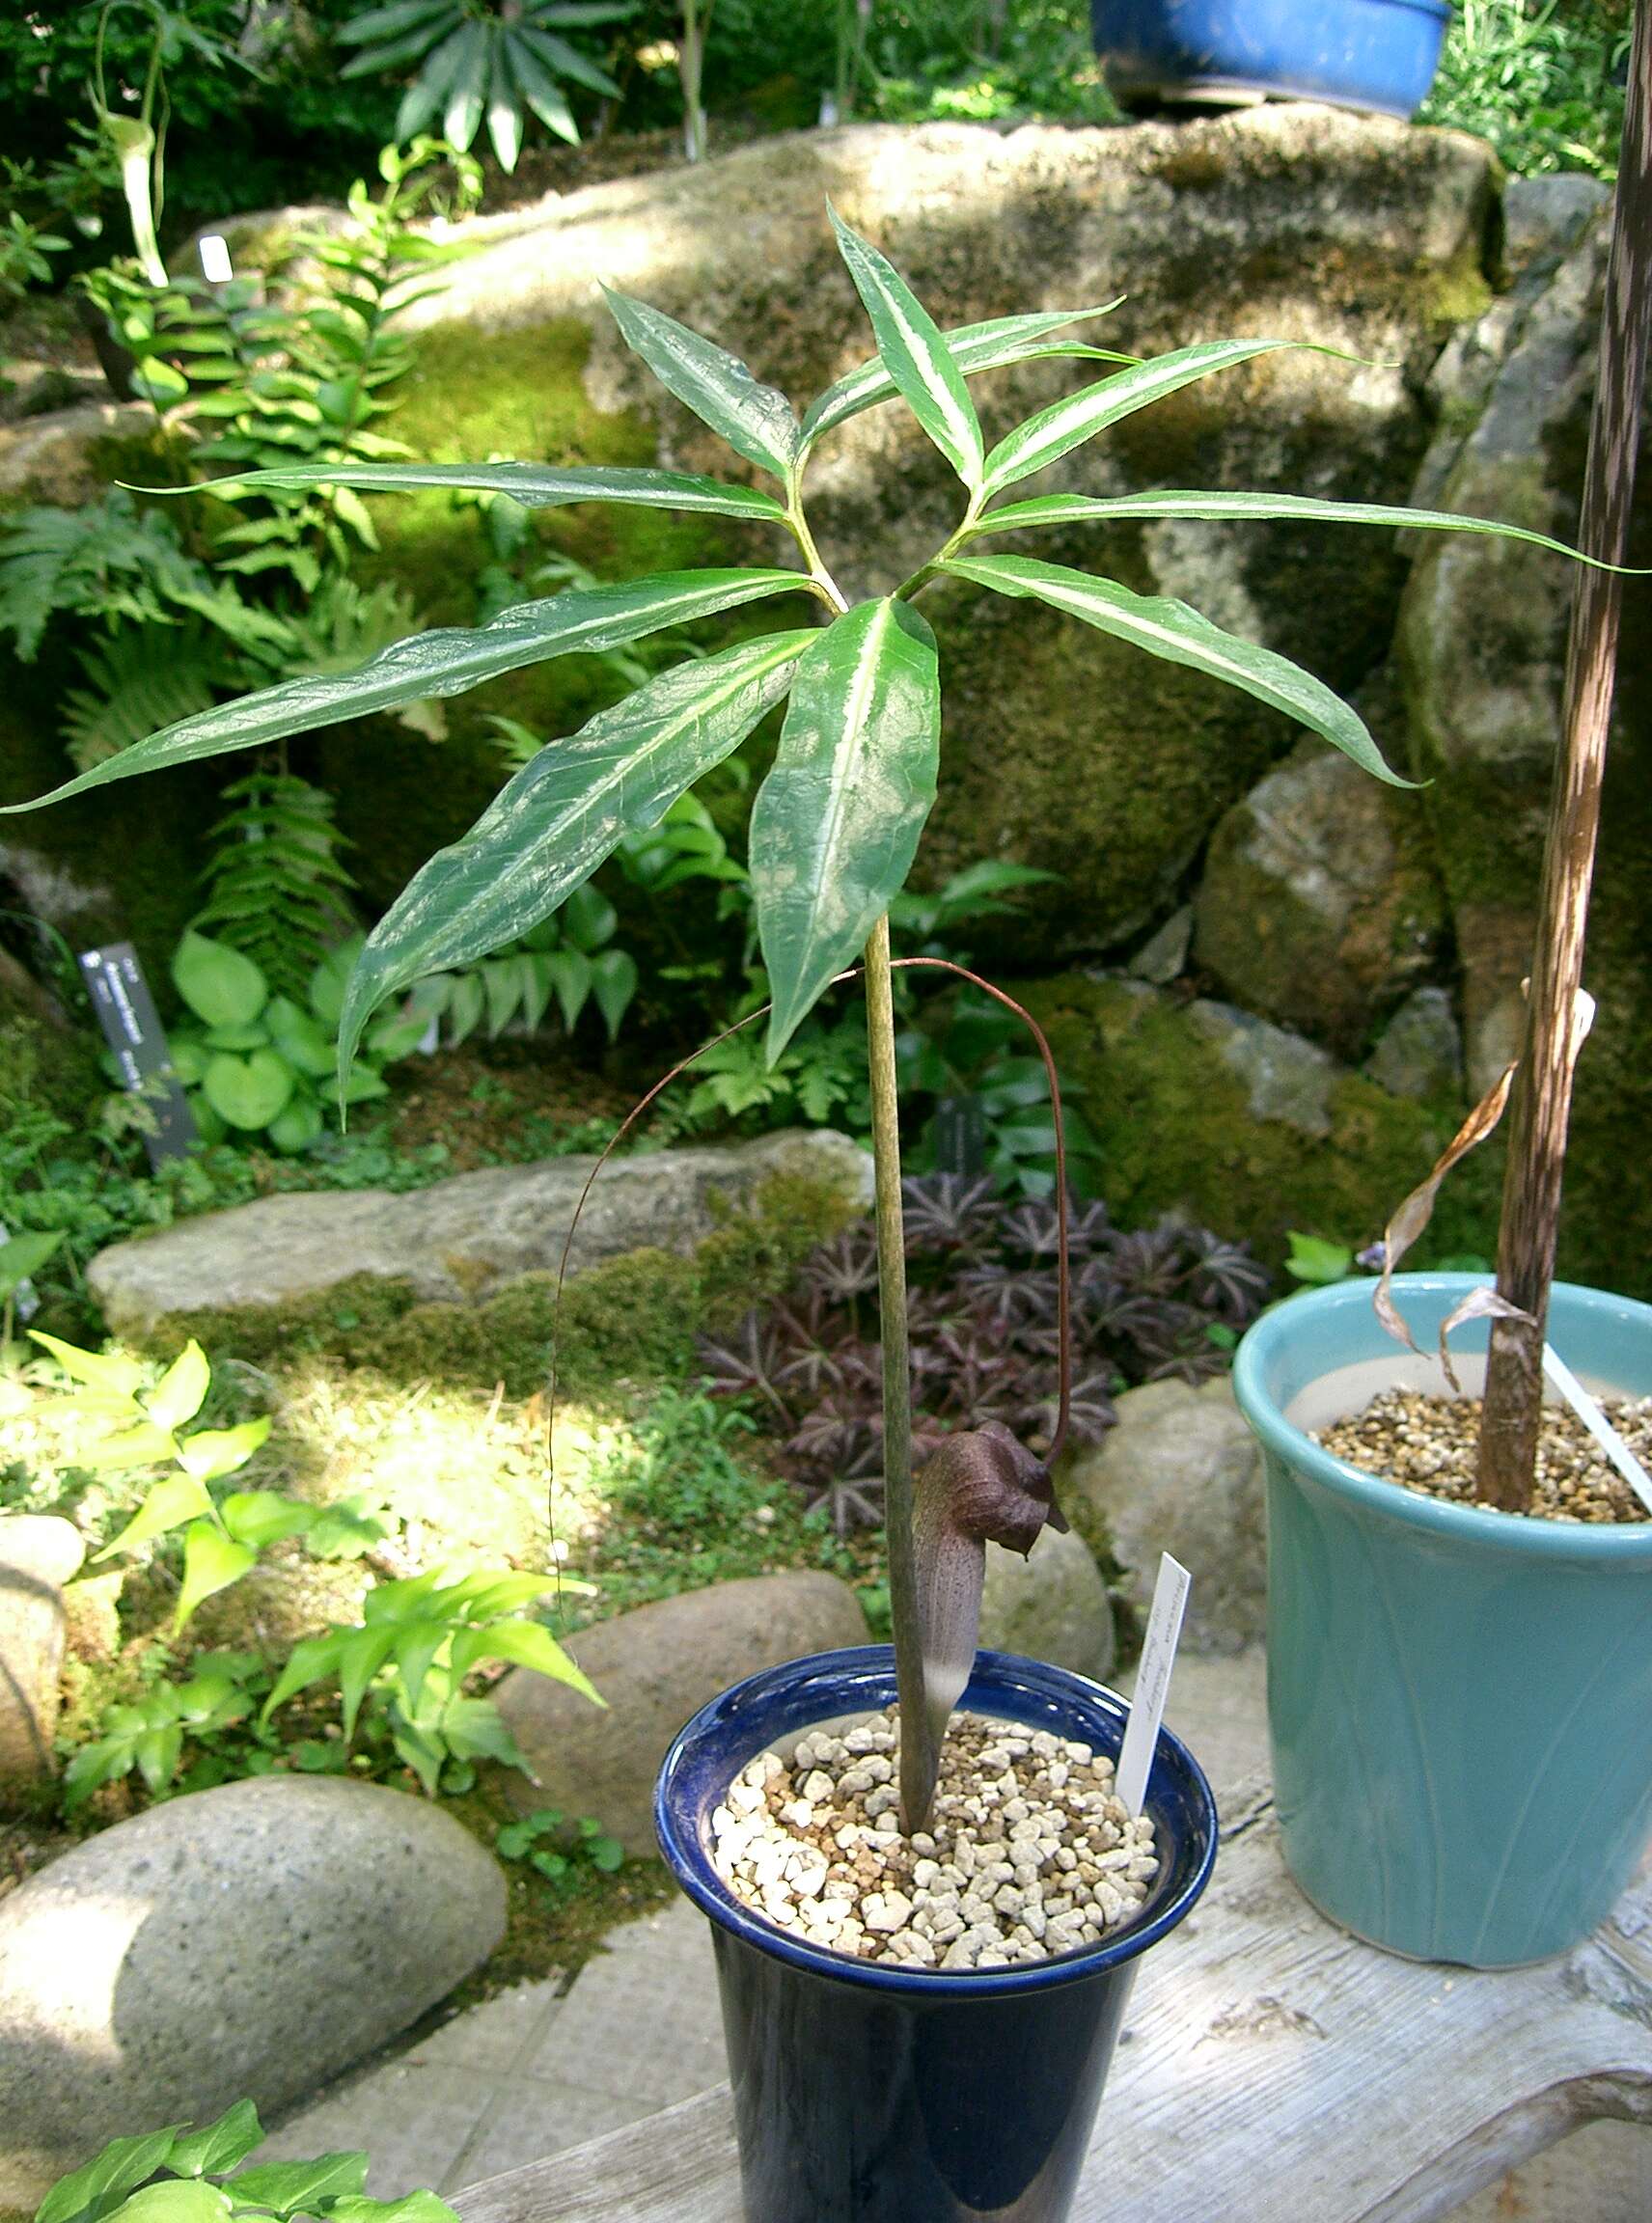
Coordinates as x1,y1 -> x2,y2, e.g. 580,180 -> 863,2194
1477,0 -> 1652,1508
863,911 -> 927,1829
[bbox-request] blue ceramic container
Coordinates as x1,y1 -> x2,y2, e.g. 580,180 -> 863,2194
1090,0 -> 1452,119
656,1646 -> 1218,2223
1235,1274 -> 1652,1967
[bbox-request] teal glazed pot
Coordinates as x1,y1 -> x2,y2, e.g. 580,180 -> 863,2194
1233,1275 -> 1652,1967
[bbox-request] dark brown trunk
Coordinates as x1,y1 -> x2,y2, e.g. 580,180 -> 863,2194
1477,0 -> 1652,1508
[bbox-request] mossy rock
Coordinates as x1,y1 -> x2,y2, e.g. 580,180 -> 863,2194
1025,973 -> 1501,1270
135,1164 -> 859,1400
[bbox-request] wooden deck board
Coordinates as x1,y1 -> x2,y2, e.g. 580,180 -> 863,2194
454,1782 -> 1652,2223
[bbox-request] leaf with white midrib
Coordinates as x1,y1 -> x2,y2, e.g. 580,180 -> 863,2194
980,340 -> 1305,495
945,552 -> 1413,787
337,629 -> 814,1084
799,303 -> 1131,447
752,597 -> 943,1058
602,287 -> 801,480
164,460 -> 791,524
0,570 -> 809,815
828,206 -> 983,491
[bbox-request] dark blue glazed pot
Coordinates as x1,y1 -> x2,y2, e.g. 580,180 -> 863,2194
1090,0 -> 1452,119
656,1646 -> 1218,2223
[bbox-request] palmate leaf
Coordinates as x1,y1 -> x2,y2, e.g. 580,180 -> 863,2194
336,629 -> 814,1082
969,486 -> 1641,571
601,288 -> 802,480
752,597 -> 942,1059
0,571 -> 808,817
798,304 -> 1133,450
828,206 -> 982,491
944,552 -> 1411,785
167,459 -> 789,526
979,340 -> 1308,496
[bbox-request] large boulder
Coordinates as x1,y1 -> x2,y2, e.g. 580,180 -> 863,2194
0,1774 -> 504,2204
0,1516 -> 83,1809
1064,1377 -> 1266,1655
359,109 -> 1495,947
495,1571 -> 868,1855
88,1128 -> 870,1335
1194,736 -> 1446,1057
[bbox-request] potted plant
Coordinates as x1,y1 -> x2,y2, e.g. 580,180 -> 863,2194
1233,0 -> 1652,1969
1090,0 -> 1453,120
2,202 -> 1611,2214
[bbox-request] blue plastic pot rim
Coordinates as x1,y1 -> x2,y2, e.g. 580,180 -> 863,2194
1233,1273 -> 1652,1562
655,1645 -> 1219,2000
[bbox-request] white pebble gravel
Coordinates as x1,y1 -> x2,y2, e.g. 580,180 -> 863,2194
708,1708 -> 1159,1969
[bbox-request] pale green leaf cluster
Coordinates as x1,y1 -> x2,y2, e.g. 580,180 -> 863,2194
29,1331 -> 388,1632
33,2098 -> 457,2223
4,206 -> 1615,1083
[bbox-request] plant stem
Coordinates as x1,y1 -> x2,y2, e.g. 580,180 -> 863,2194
865,910 -> 927,1828
1476,0 -> 1652,1510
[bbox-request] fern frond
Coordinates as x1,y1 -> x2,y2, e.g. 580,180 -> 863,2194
0,490 -> 207,662
61,625 -> 224,772
192,771 -> 358,1001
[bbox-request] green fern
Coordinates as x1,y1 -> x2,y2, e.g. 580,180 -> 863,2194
191,771 -> 359,1002
0,492 -> 206,662
60,626 -> 224,772
274,577 -> 444,740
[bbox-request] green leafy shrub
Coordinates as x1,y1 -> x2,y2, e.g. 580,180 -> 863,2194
262,1565 -> 599,1797
497,1804 -> 624,1880
337,0 -> 632,170
32,2099 -> 457,2223
402,880 -> 639,1050
1419,0 -> 1630,178
190,772 -> 359,1003
167,930 -> 425,1151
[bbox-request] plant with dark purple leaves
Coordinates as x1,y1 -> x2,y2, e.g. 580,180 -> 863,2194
699,1174 -> 1270,1539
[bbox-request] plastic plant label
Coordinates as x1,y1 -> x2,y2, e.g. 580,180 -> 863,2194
1116,1552 -> 1191,1818
1541,1344 -> 1652,1516
79,943 -> 198,1168
199,234 -> 234,284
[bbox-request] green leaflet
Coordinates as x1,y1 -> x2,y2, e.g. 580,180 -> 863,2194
336,629 -> 813,1083
164,460 -> 790,526
944,553 -> 1412,787
798,304 -> 1133,449
980,340 -> 1302,495
0,571 -> 809,814
970,487 -> 1640,570
601,288 -> 802,480
752,598 -> 942,1059
828,206 -> 983,491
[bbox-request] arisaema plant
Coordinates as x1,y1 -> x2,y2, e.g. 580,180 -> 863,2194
5,206 -> 1620,1828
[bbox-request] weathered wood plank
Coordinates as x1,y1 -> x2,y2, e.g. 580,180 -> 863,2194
454,1791 -> 1652,2223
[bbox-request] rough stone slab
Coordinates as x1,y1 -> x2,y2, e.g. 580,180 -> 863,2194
0,1775 -> 505,2204
496,1573 -> 869,1855
1065,1376 -> 1265,1654
0,1515 -> 83,1805
87,1130 -> 871,1332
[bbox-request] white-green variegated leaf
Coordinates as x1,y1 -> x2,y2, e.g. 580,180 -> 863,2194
178,460 -> 791,526
0,571 -> 809,814
752,596 -> 942,1058
337,630 -> 813,1082
971,486 -> 1634,569
944,552 -> 1411,786
980,341 -> 1302,496
828,206 -> 983,491
601,288 -> 802,480
799,303 -> 1132,449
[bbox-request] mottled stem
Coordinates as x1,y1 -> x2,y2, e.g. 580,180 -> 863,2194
1477,0 -> 1652,1509
864,912 -> 929,1829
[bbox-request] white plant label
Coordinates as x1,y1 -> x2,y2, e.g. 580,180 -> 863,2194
1541,1344 -> 1652,1516
1116,1552 -> 1191,1818
199,234 -> 234,284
